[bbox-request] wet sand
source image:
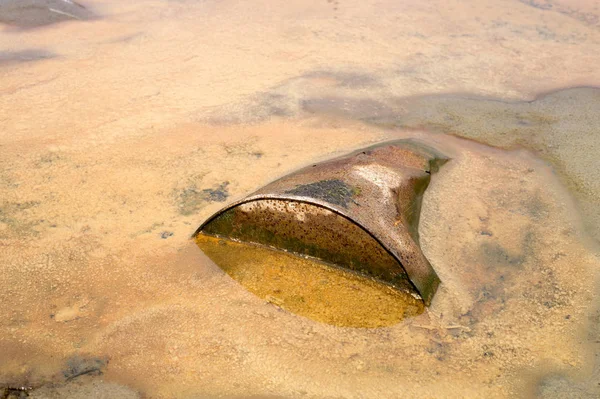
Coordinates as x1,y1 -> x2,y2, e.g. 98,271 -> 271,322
1,0 -> 599,398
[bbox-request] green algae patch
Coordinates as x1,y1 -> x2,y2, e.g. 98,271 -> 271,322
196,234 -> 424,328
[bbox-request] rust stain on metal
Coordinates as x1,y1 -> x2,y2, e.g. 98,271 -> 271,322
194,139 -> 448,305
284,179 -> 359,208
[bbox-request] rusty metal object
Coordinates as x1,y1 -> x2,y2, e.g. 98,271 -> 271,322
194,139 -> 448,305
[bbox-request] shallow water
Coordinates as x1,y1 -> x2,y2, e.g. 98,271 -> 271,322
195,235 -> 424,328
1,0 -> 599,398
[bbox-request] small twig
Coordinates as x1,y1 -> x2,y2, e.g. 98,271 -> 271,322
444,325 -> 468,330
411,324 -> 470,332
65,368 -> 102,381
411,324 -> 436,330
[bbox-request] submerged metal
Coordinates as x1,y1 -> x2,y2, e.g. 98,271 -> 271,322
194,139 -> 448,305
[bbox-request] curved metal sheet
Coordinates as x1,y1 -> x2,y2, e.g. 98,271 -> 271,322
194,139 -> 448,305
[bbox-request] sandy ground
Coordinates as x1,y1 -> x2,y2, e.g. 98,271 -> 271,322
1,0 -> 599,398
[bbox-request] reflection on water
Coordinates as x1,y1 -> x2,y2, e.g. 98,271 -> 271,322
1,0 -> 599,398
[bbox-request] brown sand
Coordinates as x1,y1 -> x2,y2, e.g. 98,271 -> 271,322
1,0 -> 599,398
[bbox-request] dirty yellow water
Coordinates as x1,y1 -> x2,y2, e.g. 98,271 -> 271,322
1,0 -> 600,398
195,235 -> 424,328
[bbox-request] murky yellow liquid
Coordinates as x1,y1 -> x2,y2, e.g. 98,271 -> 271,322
196,234 -> 424,328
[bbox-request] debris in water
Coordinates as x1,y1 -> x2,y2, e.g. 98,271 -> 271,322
195,140 -> 448,319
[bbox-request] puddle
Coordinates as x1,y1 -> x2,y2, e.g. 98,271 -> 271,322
196,235 -> 424,328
